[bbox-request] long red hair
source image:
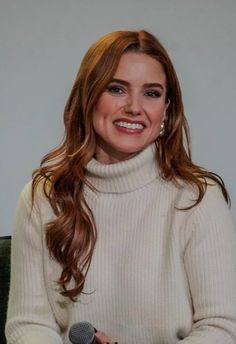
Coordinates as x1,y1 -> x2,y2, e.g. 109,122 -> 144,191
32,30 -> 229,300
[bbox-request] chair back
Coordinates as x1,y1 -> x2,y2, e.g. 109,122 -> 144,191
0,236 -> 11,344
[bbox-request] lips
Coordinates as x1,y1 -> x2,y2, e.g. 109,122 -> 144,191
114,121 -> 144,129
113,118 -> 146,130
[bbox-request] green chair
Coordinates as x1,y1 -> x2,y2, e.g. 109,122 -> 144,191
0,236 -> 11,344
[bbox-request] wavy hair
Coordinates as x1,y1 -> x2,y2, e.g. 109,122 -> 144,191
32,30 -> 229,300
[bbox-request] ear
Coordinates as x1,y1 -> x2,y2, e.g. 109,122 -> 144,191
165,98 -> 170,109
163,98 -> 170,119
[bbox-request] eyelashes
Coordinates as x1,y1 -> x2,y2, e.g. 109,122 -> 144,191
107,85 -> 124,94
107,84 -> 162,98
144,90 -> 162,98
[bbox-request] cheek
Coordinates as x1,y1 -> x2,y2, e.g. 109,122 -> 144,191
148,106 -> 166,126
92,99 -> 112,134
94,94 -> 124,118
92,101 -> 107,130
92,113 -> 103,137
95,96 -> 113,115
93,100 -> 105,120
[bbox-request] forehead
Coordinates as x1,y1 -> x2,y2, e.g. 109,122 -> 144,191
113,52 -> 166,83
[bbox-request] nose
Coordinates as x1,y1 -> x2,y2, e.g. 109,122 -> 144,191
124,93 -> 142,116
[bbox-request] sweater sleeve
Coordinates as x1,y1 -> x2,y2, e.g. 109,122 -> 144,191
5,182 -> 63,344
177,184 -> 236,343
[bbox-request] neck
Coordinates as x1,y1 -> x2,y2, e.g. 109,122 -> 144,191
94,142 -> 139,164
85,143 -> 160,193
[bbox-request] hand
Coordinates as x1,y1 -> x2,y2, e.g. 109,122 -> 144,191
95,330 -> 118,344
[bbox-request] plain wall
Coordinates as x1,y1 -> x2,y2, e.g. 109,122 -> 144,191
1,0 -> 236,235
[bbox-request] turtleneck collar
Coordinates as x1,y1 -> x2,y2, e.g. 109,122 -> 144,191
85,143 -> 160,193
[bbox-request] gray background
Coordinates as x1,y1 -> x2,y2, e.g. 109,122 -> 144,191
1,0 -> 235,236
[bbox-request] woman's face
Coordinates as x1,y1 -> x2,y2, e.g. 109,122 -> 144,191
93,52 -> 169,164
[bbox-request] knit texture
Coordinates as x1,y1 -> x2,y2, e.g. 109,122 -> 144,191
6,144 -> 236,343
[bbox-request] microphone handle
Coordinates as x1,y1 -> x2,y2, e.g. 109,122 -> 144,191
91,336 -> 100,344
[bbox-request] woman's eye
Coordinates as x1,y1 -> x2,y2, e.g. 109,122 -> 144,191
145,90 -> 161,98
107,85 -> 124,94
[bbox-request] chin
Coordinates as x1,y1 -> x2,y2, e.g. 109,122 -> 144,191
118,143 -> 149,154
114,145 -> 148,158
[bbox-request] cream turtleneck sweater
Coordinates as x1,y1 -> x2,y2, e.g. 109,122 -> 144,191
6,144 -> 236,343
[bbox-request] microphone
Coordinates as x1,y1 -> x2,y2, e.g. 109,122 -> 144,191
69,321 -> 100,344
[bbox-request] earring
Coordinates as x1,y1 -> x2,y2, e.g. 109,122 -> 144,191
159,122 -> 165,137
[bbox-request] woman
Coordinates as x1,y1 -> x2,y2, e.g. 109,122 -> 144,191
6,30 -> 236,343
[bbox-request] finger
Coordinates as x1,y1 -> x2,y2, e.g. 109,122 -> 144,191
95,330 -> 118,344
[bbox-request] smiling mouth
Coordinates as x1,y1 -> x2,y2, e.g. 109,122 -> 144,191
114,121 -> 145,130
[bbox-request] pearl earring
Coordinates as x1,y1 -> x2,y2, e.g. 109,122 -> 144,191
159,122 -> 165,137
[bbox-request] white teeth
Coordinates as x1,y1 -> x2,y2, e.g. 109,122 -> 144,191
114,121 -> 144,129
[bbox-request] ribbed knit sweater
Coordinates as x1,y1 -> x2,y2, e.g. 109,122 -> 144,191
6,144 -> 236,343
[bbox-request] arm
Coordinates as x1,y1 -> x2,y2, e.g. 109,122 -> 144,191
6,182 -> 63,344
177,184 -> 236,343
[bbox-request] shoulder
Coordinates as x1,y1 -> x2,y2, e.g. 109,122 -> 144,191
172,177 -> 227,210
179,179 -> 235,234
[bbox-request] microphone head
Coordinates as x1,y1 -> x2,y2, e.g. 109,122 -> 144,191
69,321 -> 96,344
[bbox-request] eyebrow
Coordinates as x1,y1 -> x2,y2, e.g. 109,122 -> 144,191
109,78 -> 165,90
